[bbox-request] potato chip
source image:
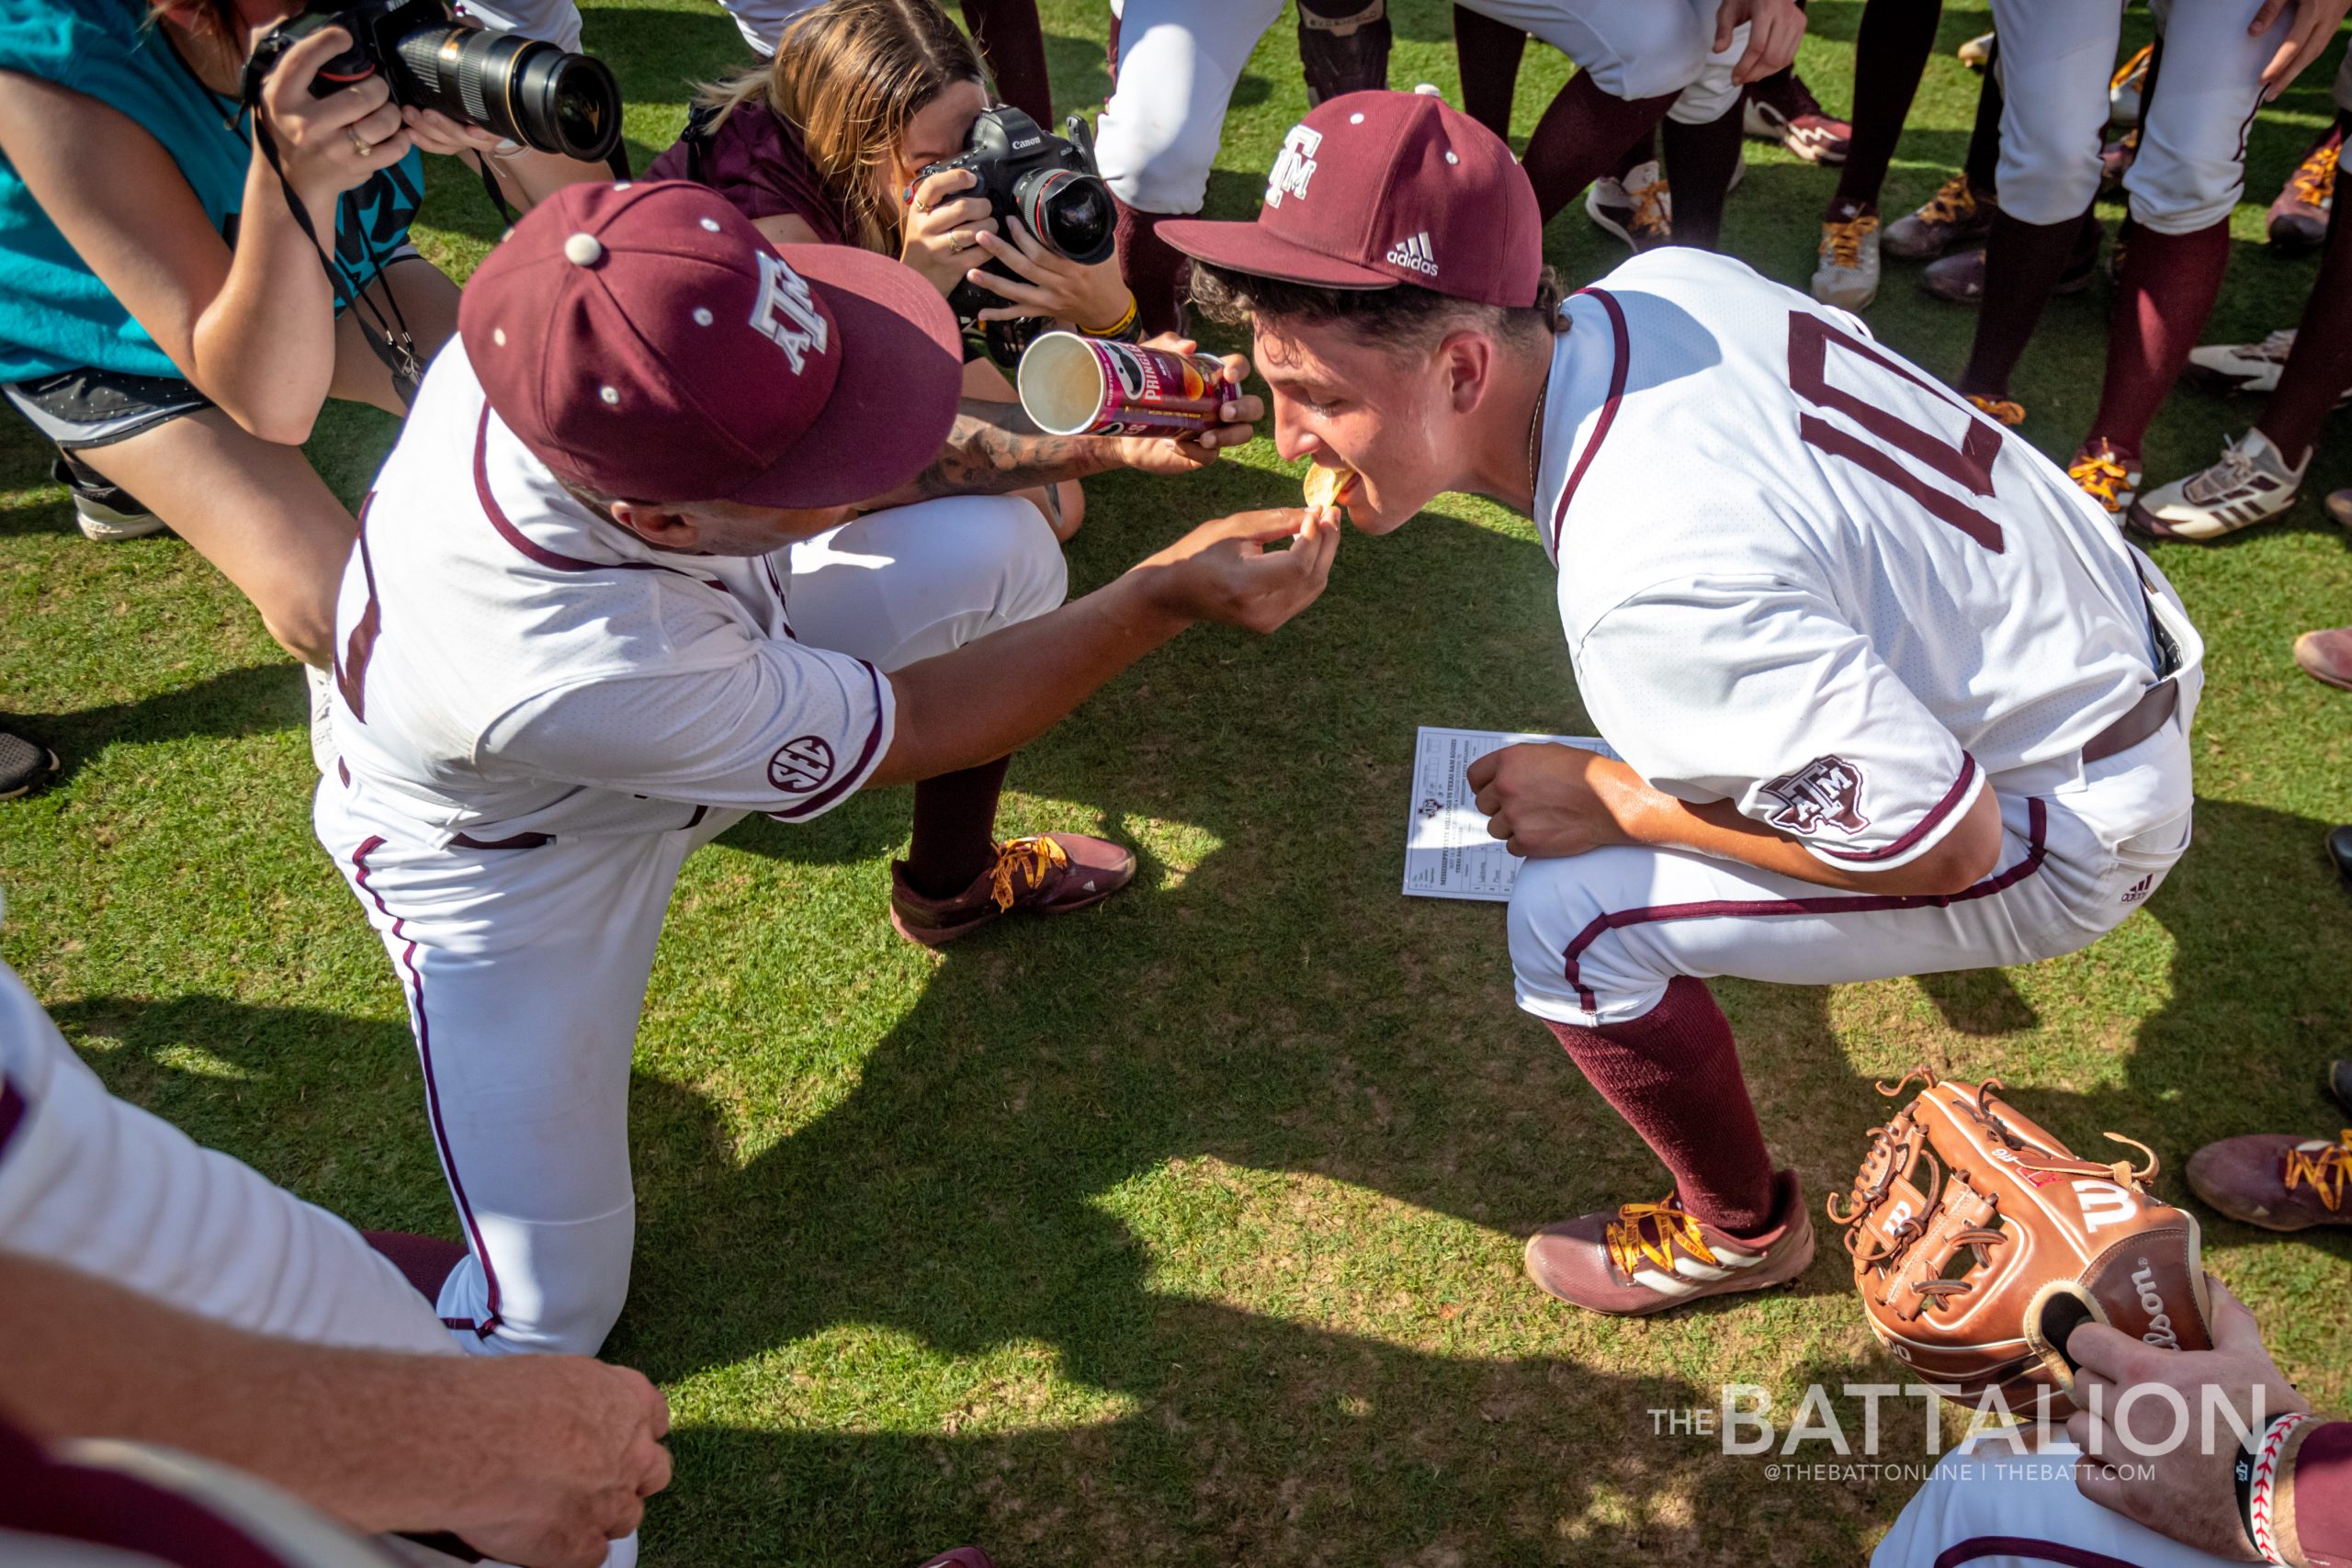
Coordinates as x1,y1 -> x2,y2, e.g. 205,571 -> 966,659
1304,464 -> 1357,510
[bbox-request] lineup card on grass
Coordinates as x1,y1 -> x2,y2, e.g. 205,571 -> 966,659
1403,727 -> 1621,902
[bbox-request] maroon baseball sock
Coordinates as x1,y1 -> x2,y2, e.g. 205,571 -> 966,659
1453,5 -> 1529,139
1614,128 -> 1655,181
1831,0 -> 1942,212
1521,72 -> 1680,223
2084,220 -> 2231,459
1956,209 -> 2090,400
1662,104 -> 1744,251
2260,203 -> 2352,467
1114,196 -> 1190,337
960,0 -> 1051,126
905,756 -> 1012,899
1542,976 -> 1777,1236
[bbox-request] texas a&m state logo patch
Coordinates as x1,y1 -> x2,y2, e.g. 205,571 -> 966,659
1760,755 -> 1871,837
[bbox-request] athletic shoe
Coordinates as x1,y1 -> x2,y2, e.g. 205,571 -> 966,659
1921,218 -> 2102,305
2329,489 -> 2352,532
0,729 -> 59,801
2098,128 -> 2140,197
1743,73 -> 1850,164
1883,175 -> 1996,260
51,453 -> 166,542
2109,43 -> 2152,129
1957,30 -> 1995,70
1585,160 -> 1671,253
2067,439 -> 2142,519
2188,328 -> 2299,395
2268,126 -> 2339,252
2186,1131 -> 2350,1231
1522,1170 -> 1814,1316
917,1552 -> 997,1568
888,832 -> 1136,946
1966,393 -> 2027,427
2293,625 -> 2352,692
1811,207 -> 1881,309
2129,429 -> 2307,541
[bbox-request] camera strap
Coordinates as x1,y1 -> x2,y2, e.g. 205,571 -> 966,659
232,73 -> 426,407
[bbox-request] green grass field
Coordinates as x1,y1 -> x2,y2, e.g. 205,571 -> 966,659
6,3 -> 2352,1562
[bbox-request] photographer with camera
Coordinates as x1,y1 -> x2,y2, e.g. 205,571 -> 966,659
0,0 -> 610,710
649,0 -> 1159,540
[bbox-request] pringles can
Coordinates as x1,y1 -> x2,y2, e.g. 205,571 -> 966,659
1017,332 -> 1232,437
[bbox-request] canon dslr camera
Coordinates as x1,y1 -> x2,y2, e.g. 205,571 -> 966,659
919,107 -> 1116,360
248,0 -> 622,164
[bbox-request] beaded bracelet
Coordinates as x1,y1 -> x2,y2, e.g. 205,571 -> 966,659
2240,1411 -> 2318,1565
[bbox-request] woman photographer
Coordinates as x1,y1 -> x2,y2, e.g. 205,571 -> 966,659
0,0 -> 598,706
648,0 -> 1147,540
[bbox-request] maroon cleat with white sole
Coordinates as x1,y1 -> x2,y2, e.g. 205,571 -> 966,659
2186,1132 -> 2350,1231
889,832 -> 1136,946
1523,1170 -> 1815,1316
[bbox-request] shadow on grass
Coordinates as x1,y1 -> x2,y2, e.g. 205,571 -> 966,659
7,663 -> 305,790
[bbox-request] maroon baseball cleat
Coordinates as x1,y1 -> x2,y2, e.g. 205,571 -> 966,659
1923,217 -> 2101,305
2294,626 -> 2352,692
1523,1170 -> 1814,1316
2186,1132 -> 2350,1231
889,833 -> 1136,946
1883,175 -> 1996,261
2268,125 -> 2339,252
916,1551 -> 996,1568
1743,72 -> 1850,164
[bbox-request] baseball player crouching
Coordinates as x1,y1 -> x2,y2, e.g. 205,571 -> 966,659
1169,92 -> 2201,1317
314,179 -> 1336,1357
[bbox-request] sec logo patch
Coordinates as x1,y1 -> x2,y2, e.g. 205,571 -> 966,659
767,736 -> 835,794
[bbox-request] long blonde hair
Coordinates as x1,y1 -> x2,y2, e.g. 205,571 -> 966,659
696,0 -> 988,254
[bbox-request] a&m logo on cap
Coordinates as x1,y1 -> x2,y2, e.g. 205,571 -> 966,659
1265,124 -> 1321,208
751,252 -> 830,375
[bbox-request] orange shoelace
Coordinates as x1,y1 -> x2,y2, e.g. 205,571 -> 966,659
1967,394 -> 2026,427
1918,175 -> 1976,228
2110,42 -> 2152,94
1821,213 -> 1879,269
2283,1131 -> 2352,1213
987,834 -> 1069,910
1605,1197 -> 1720,1280
2069,448 -> 2133,512
1630,177 -> 1672,244
2291,143 -> 2339,209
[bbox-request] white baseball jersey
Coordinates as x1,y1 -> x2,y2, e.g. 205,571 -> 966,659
325,345 -> 894,850
1535,248 -> 2199,876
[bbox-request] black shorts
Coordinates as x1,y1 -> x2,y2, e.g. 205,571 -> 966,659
1,366 -> 216,451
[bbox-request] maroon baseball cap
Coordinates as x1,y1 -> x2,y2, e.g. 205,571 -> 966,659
458,179 -> 962,508
1159,89 -> 1543,308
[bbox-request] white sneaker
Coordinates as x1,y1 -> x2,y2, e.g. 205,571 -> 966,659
1585,160 -> 1671,253
2188,329 -> 2299,395
52,455 -> 166,542
305,663 -> 337,773
2130,429 -> 2308,541
1810,210 -> 1881,310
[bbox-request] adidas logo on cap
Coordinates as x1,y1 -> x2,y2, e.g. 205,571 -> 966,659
1385,231 -> 1437,276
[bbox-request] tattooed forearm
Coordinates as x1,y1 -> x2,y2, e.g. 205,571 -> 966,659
888,399 -> 1130,502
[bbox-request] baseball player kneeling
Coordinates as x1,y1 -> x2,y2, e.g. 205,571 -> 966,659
1167,92 -> 2201,1317
314,179 -> 1336,1357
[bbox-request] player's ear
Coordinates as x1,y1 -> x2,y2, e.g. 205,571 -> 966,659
1438,330 -> 1494,415
605,500 -> 701,550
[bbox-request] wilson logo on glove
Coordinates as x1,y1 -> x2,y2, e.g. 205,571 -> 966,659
1827,1069 -> 2213,1413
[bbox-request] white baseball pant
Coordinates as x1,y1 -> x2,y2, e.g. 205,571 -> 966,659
313,495 -> 1066,1359
458,0 -> 821,59
1872,1439 -> 2243,1567
1990,0 -> 2290,232
1096,0 -> 1718,215
1508,676 -> 2199,1029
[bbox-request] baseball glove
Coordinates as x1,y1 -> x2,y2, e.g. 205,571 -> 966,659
1829,1069 -> 2211,1412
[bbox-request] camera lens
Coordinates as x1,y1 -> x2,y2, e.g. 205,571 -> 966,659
1017,169 -> 1115,265
392,26 -> 622,163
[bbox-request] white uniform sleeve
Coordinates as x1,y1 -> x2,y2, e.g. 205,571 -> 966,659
1577,580 -> 1987,874
481,637 -> 896,820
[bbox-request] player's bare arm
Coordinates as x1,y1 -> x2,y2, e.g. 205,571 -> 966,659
1467,742 -> 2007,898
0,1252 -> 672,1568
867,507 -> 1338,785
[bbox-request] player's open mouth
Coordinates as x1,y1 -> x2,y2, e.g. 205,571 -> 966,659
1305,462 -> 1363,512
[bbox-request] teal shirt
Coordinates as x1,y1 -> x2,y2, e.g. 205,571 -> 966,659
0,0 -> 424,382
